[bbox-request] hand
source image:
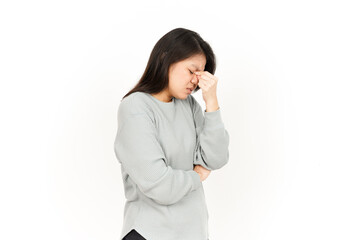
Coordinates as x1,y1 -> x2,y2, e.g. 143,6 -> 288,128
193,164 -> 211,182
194,71 -> 219,112
194,71 -> 218,103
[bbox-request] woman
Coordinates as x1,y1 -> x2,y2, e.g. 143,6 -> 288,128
114,27 -> 230,240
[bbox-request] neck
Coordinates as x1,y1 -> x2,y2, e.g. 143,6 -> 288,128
151,91 -> 173,103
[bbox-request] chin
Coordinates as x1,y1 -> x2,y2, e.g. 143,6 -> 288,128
183,93 -> 192,99
173,91 -> 191,100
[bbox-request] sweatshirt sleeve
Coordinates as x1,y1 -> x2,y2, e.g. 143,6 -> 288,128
114,96 -> 202,206
190,95 -> 230,171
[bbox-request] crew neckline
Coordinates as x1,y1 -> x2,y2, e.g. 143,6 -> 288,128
147,93 -> 175,105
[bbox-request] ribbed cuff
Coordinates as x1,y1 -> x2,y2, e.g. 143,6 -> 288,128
203,108 -> 224,131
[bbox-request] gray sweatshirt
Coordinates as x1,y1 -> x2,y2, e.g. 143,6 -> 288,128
114,91 -> 229,240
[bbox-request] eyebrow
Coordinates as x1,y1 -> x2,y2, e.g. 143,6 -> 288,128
190,64 -> 202,71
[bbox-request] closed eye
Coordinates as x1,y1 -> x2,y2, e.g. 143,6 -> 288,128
189,70 -> 194,74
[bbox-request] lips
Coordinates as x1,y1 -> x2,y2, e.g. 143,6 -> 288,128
186,88 -> 193,94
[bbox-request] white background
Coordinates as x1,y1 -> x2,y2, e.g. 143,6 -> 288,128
1,0 -> 359,239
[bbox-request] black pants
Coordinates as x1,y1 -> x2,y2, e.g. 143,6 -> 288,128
122,229 -> 210,240
122,229 -> 146,240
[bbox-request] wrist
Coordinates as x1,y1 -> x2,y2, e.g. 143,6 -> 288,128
205,99 -> 219,112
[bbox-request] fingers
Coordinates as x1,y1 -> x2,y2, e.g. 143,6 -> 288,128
194,164 -> 211,174
195,71 -> 217,90
195,71 -> 218,82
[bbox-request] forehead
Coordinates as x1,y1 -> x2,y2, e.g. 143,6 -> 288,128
185,55 -> 206,70
190,63 -> 204,71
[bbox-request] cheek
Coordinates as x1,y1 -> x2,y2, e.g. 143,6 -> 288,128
169,72 -> 191,90
168,79 -> 182,91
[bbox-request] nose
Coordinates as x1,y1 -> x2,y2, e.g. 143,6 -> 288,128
191,74 -> 199,86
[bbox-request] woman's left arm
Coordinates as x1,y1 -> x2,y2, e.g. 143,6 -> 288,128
190,95 -> 230,171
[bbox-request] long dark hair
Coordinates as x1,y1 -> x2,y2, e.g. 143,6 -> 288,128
122,27 -> 216,100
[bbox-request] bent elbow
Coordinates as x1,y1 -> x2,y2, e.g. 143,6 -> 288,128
208,151 -> 230,170
152,196 -> 180,206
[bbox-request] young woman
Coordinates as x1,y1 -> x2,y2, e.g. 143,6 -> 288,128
114,27 -> 230,240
